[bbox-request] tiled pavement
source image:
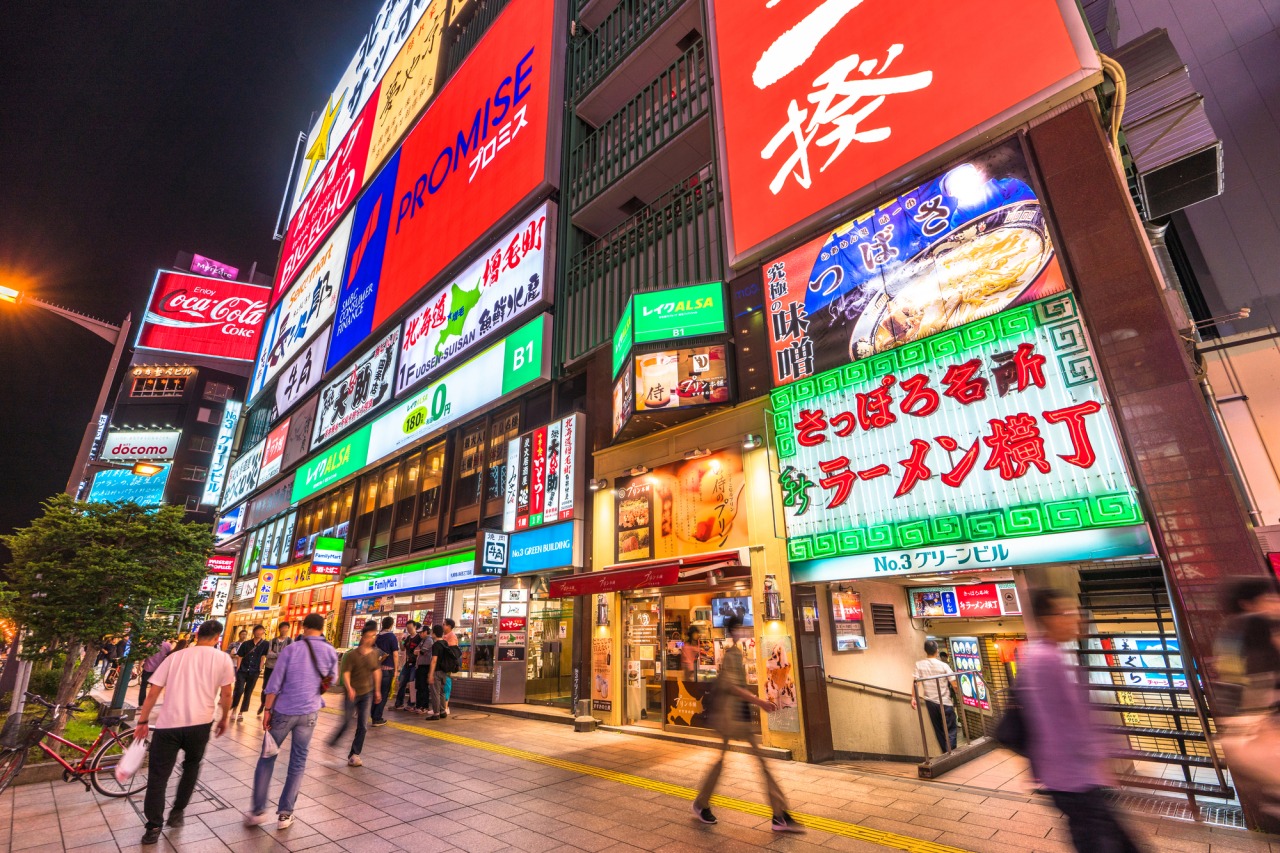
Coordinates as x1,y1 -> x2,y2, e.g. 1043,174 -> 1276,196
2,705 -> 1277,853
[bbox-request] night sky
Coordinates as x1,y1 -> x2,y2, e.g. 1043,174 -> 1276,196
0,2 -> 381,543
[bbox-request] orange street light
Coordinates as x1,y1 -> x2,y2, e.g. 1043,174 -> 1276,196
131,462 -> 165,477
0,285 -> 20,304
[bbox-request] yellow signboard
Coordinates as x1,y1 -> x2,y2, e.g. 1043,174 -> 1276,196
276,561 -> 335,595
366,0 -> 449,175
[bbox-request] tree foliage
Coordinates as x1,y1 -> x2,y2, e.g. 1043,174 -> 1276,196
0,495 -> 211,728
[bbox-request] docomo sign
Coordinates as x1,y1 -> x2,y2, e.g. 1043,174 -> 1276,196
100,430 -> 181,461
138,271 -> 270,362
706,0 -> 1099,265
205,555 -> 236,575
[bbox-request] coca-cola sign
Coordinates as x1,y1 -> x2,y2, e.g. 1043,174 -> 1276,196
138,271 -> 271,362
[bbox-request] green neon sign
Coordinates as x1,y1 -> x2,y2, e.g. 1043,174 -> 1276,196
292,424 -> 371,504
612,282 -> 727,378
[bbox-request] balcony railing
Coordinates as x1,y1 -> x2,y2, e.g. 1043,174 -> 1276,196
445,0 -> 513,78
568,39 -> 710,212
569,0 -> 687,103
558,164 -> 723,365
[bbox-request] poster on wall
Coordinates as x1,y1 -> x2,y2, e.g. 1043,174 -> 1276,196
762,635 -> 800,732
1104,637 -> 1187,689
829,590 -> 866,651
312,329 -> 398,449
611,368 -> 634,437
764,140 -> 1067,386
948,637 -> 990,711
775,293 -> 1152,581
633,345 -> 731,412
614,449 -> 749,563
592,636 -> 612,711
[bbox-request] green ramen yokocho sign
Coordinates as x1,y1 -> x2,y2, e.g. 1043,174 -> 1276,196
770,294 -> 1151,581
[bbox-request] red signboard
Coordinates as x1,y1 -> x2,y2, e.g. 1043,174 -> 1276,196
499,617 -> 527,632
137,272 -> 269,361
706,0 -> 1096,265
273,96 -> 378,304
548,564 -> 681,598
364,0 -> 559,331
205,555 -> 236,575
955,584 -> 1002,619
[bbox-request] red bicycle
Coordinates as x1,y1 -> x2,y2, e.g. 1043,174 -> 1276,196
0,692 -> 146,797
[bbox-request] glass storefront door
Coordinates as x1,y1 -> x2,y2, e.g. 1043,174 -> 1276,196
526,598 -> 574,707
624,595 -> 664,726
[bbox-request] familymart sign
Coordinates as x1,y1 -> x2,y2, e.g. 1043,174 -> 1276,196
340,549 -> 479,598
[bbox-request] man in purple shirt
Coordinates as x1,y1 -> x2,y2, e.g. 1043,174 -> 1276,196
1022,588 -> 1142,852
137,638 -> 172,707
244,613 -> 338,832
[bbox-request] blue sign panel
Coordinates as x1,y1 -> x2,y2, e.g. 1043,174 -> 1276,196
87,464 -> 171,506
328,149 -> 400,373
508,521 -> 578,575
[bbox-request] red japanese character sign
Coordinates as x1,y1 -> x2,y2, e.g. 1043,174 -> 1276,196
707,0 -> 1098,265
771,294 -> 1147,576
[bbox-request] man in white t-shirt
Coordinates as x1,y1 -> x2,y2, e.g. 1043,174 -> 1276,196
134,620 -> 236,846
911,639 -> 959,752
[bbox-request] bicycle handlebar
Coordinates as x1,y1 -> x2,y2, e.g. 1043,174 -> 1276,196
23,693 -> 90,713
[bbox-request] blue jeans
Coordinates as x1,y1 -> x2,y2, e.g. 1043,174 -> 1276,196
253,711 -> 317,816
371,670 -> 394,722
395,664 -> 416,706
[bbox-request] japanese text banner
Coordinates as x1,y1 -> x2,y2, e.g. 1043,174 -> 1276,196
771,293 -> 1150,576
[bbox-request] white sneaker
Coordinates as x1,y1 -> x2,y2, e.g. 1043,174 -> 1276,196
243,810 -> 272,827
277,813 -> 294,830
348,755 -> 363,767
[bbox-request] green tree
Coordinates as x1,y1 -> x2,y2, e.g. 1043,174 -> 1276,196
0,495 -> 211,734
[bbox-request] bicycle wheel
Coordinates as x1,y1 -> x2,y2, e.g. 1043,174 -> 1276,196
89,727 -> 147,798
0,748 -> 26,795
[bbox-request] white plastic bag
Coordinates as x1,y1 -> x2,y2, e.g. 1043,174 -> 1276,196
114,737 -> 148,785
261,730 -> 280,759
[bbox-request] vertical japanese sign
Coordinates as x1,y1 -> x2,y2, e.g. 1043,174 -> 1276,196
775,293 -> 1151,582
202,400 -> 242,505
365,0 -> 449,174
764,140 -> 1066,386
254,568 -> 278,610
258,419 -> 291,482
706,0 -> 1097,264
501,414 -> 583,532
210,577 -> 233,617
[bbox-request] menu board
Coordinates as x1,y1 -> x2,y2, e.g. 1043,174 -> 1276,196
949,636 -> 990,711
497,585 -> 529,663
829,590 -> 867,652
592,635 -> 612,712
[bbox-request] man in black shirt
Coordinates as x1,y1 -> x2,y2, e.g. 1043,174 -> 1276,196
370,617 -> 400,726
231,624 -> 269,722
394,621 -> 422,711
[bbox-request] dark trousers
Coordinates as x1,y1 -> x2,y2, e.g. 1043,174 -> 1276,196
925,700 -> 958,752
137,670 -> 154,708
143,723 -> 211,829
415,664 -> 431,708
395,664 -> 416,707
258,667 -> 274,711
329,691 -> 372,757
232,670 -> 260,713
371,670 -> 394,722
1049,788 -> 1142,853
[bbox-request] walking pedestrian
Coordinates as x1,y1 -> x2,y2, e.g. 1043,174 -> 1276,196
442,617 -> 460,716
229,628 -> 248,657
245,613 -> 339,831
370,616 -> 399,726
231,625 -> 269,721
1021,588 -> 1143,852
134,620 -> 235,846
258,621 -> 292,715
910,640 -> 958,752
394,621 -> 422,711
691,615 -> 802,833
137,637 -> 173,708
424,624 -> 449,720
329,623 -> 380,766
96,638 -> 111,680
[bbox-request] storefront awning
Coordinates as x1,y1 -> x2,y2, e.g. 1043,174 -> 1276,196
547,553 -> 741,598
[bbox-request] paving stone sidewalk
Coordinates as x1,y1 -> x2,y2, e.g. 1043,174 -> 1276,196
1,706 -> 1276,853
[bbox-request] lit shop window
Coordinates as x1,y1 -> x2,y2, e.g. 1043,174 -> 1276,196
131,376 -> 187,398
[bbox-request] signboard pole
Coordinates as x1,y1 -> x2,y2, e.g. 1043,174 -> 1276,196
67,314 -> 131,498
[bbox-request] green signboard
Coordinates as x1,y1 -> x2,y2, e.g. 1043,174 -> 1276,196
611,282 -> 726,377
291,423 -> 372,504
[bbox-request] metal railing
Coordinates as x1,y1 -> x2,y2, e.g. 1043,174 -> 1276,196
826,674 -> 913,702
445,0 -> 513,78
569,0 -> 687,102
568,39 -> 710,211
558,164 -> 723,365
912,671 -> 961,760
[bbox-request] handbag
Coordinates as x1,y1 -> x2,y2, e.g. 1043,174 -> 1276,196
303,637 -> 337,694
994,680 -> 1028,755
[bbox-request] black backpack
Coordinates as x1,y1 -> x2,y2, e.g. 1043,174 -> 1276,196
440,643 -> 462,674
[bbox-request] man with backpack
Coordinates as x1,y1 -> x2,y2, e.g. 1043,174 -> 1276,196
425,624 -> 457,720
245,613 -> 338,832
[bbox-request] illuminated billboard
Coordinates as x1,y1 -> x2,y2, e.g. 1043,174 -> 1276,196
706,0 -> 1099,264
88,464 -> 171,506
221,439 -> 265,510
771,293 -> 1152,581
202,401 -> 242,506
611,281 -> 727,378
326,0 -> 562,369
502,413 -> 584,532
312,328 -> 399,450
136,271 -> 270,362
100,430 -> 181,461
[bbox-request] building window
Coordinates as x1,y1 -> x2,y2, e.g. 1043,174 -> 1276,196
188,435 -> 215,453
180,465 -> 209,482
448,583 -> 501,679
184,495 -> 201,511
131,376 -> 187,398
196,407 -> 220,424
203,381 -> 234,402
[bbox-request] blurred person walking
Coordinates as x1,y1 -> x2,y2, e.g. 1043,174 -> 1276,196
137,636 -> 173,708
691,614 -> 802,833
1021,588 -> 1143,852
370,616 -> 399,726
329,622 -> 380,766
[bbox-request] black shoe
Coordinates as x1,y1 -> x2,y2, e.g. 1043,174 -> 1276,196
141,826 -> 162,845
771,812 -> 804,833
167,809 -> 185,827
438,712 -> 447,719
371,719 -> 388,727
692,803 -> 717,824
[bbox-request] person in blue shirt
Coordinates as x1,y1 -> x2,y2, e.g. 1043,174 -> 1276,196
244,613 -> 338,832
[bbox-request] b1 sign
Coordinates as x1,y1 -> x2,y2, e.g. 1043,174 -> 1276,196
397,202 -> 553,394
774,293 -> 1151,580
706,0 -> 1098,265
137,272 -> 270,362
100,430 -> 181,461
327,0 -> 562,367
503,413 -> 584,532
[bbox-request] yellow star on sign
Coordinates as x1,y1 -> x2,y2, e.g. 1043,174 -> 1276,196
300,91 -> 345,196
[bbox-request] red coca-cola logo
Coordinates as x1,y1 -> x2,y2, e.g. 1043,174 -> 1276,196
161,289 -> 268,327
